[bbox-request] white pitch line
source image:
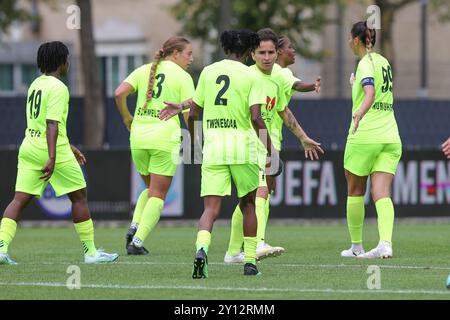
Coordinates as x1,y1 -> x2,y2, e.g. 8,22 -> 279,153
32,261 -> 450,271
0,281 -> 448,295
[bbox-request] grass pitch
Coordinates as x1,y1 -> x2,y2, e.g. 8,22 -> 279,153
1,222 -> 450,300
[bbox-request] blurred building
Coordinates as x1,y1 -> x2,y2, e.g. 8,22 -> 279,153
0,0 -> 449,99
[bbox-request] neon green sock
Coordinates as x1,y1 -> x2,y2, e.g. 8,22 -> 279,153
134,197 -> 164,243
0,217 -> 17,253
346,196 -> 365,244
196,230 -> 211,254
244,236 -> 257,264
226,204 -> 243,256
256,197 -> 267,246
131,189 -> 149,227
375,197 -> 394,243
74,219 -> 97,256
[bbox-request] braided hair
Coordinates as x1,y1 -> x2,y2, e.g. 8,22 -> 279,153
351,21 -> 376,52
142,36 -> 190,112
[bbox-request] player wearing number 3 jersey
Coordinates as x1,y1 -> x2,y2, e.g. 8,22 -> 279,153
341,21 -> 402,260
115,37 -> 195,255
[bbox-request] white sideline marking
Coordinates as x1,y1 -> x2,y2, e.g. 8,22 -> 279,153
35,261 -> 450,271
0,281 -> 448,295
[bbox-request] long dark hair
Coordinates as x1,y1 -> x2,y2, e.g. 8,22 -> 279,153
351,21 -> 376,50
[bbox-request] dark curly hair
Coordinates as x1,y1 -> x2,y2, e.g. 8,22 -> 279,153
37,41 -> 69,73
220,29 -> 260,56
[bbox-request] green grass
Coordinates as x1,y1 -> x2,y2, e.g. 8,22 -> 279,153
1,222 -> 450,300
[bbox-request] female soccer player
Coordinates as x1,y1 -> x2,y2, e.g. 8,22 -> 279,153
224,29 -> 324,263
341,21 -> 402,259
0,41 -> 118,264
115,37 -> 195,255
187,29 -> 273,278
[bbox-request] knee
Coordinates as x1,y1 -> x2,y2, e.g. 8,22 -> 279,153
69,189 -> 87,204
204,207 -> 220,221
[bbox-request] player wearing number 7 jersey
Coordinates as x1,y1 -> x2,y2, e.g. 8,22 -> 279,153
115,37 -> 195,255
0,41 -> 118,265
341,21 -> 402,259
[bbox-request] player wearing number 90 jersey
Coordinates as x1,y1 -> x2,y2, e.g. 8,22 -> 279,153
115,37 -> 195,255
341,21 -> 401,260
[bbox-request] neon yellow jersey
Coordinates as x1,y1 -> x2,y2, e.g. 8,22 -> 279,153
124,60 -> 195,152
348,52 -> 401,144
193,59 -> 265,165
23,74 -> 70,149
249,64 -> 287,151
271,63 -> 301,150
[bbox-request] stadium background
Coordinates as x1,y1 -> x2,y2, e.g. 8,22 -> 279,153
0,0 -> 449,221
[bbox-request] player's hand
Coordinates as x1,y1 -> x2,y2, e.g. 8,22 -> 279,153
122,115 -> 133,131
314,76 -> 321,93
442,137 -> 450,159
349,73 -> 355,86
160,101 -> 182,121
300,136 -> 324,160
71,145 -> 86,165
40,158 -> 55,181
352,110 -> 363,134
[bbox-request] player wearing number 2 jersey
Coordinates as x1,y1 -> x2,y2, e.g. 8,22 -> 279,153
186,29 -> 279,278
115,37 -> 195,255
341,21 -> 401,260
0,41 -> 118,265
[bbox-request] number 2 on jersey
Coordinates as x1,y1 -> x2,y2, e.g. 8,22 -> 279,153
214,75 -> 230,106
28,89 -> 42,119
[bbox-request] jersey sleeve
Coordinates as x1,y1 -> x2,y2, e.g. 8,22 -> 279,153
123,65 -> 144,90
193,69 -> 206,108
248,74 -> 266,108
46,84 -> 68,122
282,68 -> 301,96
357,58 -> 375,86
277,85 -> 287,113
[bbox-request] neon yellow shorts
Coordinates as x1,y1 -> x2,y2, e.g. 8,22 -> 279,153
16,160 -> 86,197
16,142 -> 86,197
344,142 -> 402,176
131,149 -> 177,177
201,164 -> 260,198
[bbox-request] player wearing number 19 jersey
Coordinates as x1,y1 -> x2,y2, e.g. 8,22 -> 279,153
341,21 -> 401,260
115,37 -> 195,255
0,41 -> 118,265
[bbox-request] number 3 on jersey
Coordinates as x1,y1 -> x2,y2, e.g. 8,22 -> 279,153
214,75 -> 230,106
28,89 -> 42,119
152,73 -> 165,99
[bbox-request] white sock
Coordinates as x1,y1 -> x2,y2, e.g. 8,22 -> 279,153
379,240 -> 391,247
351,243 -> 363,252
132,237 -> 143,247
131,222 -> 138,229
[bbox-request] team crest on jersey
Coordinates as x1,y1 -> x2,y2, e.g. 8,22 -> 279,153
266,96 -> 276,111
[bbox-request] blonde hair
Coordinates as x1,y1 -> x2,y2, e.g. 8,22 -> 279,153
142,36 -> 190,112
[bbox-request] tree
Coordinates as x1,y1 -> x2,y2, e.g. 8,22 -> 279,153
77,0 -> 105,148
170,0 -> 332,60
357,0 -> 450,71
0,0 -> 31,33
